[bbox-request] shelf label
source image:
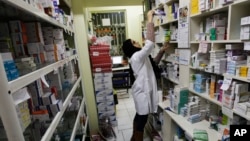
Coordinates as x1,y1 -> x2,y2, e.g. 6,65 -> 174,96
221,77 -> 232,91
222,106 -> 233,119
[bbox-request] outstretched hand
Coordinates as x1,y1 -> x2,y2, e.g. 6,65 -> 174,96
161,42 -> 169,52
147,10 -> 154,23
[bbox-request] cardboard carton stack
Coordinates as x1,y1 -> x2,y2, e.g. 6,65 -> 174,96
89,44 -> 117,126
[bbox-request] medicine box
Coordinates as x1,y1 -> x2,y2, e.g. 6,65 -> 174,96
41,92 -> 57,105
96,93 -> 114,102
241,16 -> 250,25
95,89 -> 113,97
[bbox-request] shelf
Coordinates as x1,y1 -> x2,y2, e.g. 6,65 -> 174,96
8,55 -> 78,94
169,41 -> 178,43
233,109 -> 250,121
189,66 -> 223,76
158,100 -> 222,141
166,0 -> 179,5
162,59 -> 179,64
41,77 -> 82,141
188,88 -> 222,106
223,73 -> 250,83
162,75 -> 179,84
190,5 -> 229,18
190,40 -> 242,44
4,0 -> 74,33
70,99 -> 85,141
161,19 -> 178,25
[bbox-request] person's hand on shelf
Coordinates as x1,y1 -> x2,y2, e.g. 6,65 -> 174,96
147,10 -> 154,23
161,42 -> 170,52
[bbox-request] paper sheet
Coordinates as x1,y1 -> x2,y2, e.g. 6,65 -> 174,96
179,49 -> 191,65
12,87 -> 31,105
41,75 -> 49,88
102,18 -> 111,26
178,5 -> 190,48
220,77 -> 232,90
198,42 -> 209,53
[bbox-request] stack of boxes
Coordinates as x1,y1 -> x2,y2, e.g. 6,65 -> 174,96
9,20 -> 28,57
199,0 -> 213,12
60,60 -> 76,89
210,13 -> 227,41
209,50 -> 226,66
89,44 -> 117,126
171,86 -> 189,114
28,79 -> 63,119
12,87 -> 31,131
166,62 -> 179,82
186,96 -> 207,123
195,13 -> 227,41
240,16 -> 250,41
233,83 -> 250,115
0,52 -> 19,81
214,59 -> 227,74
43,27 -> 65,63
25,22 -> 46,64
193,74 -> 207,93
15,57 -> 36,75
226,55 -> 246,76
170,24 -> 178,41
222,81 -> 237,109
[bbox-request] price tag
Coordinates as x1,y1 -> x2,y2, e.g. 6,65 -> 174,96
96,68 -> 101,72
93,52 -> 99,56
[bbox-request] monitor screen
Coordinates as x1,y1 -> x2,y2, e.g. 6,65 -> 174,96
112,56 -> 123,65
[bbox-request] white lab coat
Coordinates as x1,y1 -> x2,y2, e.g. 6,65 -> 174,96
130,40 -> 159,115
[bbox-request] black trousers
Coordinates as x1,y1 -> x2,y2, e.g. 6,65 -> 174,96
134,113 -> 148,132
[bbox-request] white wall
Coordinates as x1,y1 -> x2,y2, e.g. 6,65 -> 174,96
86,6 -> 143,44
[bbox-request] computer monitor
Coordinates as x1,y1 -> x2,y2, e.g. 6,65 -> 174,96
112,56 -> 123,65
111,56 -> 123,67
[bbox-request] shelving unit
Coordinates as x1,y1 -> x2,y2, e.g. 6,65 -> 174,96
0,0 -> 89,141
159,100 -> 221,141
152,0 -> 250,141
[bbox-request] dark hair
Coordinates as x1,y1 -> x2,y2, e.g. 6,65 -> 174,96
122,39 -> 161,85
122,39 -> 141,58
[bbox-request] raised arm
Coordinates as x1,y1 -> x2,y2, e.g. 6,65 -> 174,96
146,10 -> 155,42
153,42 -> 169,64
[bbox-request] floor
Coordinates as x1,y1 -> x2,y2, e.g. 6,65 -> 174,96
113,90 -> 152,141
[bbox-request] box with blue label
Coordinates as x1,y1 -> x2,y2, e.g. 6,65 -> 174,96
95,89 -> 113,97
96,93 -> 114,103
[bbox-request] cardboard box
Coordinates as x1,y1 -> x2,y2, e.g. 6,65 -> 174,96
41,92 -> 56,105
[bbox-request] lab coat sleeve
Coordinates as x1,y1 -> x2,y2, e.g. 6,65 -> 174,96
134,40 -> 154,61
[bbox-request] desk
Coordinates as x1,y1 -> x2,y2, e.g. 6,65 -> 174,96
112,66 -> 130,98
112,66 -> 129,71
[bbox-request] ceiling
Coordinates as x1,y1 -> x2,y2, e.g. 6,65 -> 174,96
84,0 -> 143,7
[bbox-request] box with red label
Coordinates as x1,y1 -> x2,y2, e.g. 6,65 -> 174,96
89,45 -> 110,56
90,56 -> 112,64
